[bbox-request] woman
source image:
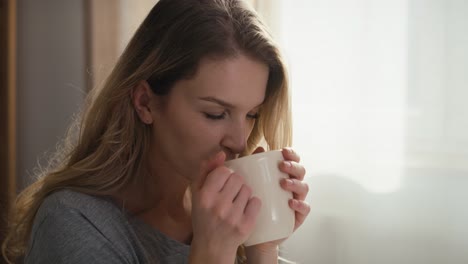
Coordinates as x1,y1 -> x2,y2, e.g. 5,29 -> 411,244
2,0 -> 310,263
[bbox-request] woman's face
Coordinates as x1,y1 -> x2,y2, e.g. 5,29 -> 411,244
149,54 -> 269,180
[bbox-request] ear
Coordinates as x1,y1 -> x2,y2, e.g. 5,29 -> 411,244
132,80 -> 154,125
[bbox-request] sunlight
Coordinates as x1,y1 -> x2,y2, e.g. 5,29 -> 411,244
280,0 -> 408,193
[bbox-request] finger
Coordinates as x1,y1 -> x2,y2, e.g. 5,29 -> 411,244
279,161 -> 306,181
203,166 -> 234,194
282,148 -> 301,163
233,184 -> 252,207
231,184 -> 253,216
193,151 -> 226,190
280,178 -> 309,201
242,196 -> 261,227
252,146 -> 265,155
220,173 -> 244,202
289,199 -> 311,228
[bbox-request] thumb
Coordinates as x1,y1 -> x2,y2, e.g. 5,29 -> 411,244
193,151 -> 226,190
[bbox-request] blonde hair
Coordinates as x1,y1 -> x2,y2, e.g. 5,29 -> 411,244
2,0 -> 291,263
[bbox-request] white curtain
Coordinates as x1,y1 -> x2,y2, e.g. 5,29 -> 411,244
256,0 -> 468,263
279,0 -> 408,194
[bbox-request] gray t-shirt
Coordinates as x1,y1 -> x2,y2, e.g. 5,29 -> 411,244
25,189 -> 190,264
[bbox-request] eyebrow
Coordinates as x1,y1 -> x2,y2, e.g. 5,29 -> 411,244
198,96 -> 235,108
198,96 -> 264,109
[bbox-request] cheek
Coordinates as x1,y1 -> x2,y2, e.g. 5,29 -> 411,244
183,119 -> 224,154
168,118 -> 225,177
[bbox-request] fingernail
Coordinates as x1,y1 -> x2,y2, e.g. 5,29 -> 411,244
284,161 -> 292,168
286,179 -> 293,186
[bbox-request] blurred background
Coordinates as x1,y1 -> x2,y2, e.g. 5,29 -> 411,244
1,0 -> 467,263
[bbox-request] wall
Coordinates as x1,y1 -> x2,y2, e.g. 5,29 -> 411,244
16,0 -> 86,189
118,0 -> 158,54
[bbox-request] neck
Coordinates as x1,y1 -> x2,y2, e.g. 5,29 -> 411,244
115,162 -> 194,244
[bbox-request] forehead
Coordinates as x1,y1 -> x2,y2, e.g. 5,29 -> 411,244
176,55 -> 269,107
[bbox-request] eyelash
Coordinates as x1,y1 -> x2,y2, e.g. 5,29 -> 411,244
204,112 -> 259,120
247,113 -> 260,119
204,113 -> 226,120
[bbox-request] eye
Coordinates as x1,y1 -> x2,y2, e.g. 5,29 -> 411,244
204,112 -> 227,120
247,113 -> 259,120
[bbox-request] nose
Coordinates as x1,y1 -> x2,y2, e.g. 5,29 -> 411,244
221,119 -> 249,156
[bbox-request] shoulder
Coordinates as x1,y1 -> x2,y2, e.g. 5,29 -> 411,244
33,189 -> 131,241
34,189 -> 126,223
36,189 -> 118,217
25,189 -> 142,264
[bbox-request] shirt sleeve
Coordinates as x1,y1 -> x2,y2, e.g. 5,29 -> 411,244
24,207 -> 135,264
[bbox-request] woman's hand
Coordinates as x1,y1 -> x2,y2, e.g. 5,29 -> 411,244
279,147 -> 310,231
246,147 -> 310,260
190,152 -> 261,264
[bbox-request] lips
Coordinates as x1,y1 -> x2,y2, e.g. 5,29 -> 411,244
222,150 -> 237,161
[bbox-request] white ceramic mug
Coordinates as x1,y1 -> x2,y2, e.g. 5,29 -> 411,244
225,150 -> 295,246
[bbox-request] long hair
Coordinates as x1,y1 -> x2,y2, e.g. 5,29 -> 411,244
2,0 -> 292,263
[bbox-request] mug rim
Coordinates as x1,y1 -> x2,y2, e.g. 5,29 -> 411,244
225,149 -> 283,164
